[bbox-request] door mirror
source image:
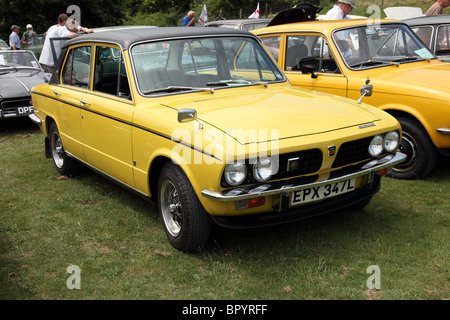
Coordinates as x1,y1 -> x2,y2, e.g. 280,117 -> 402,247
360,84 -> 373,97
178,109 -> 197,123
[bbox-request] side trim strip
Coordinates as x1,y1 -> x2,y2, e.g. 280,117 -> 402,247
31,91 -> 221,161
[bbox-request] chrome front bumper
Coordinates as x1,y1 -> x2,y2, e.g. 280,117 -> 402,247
201,152 -> 406,202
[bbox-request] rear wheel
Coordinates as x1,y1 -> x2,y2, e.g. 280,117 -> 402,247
390,117 -> 437,179
48,122 -> 79,176
158,162 -> 211,252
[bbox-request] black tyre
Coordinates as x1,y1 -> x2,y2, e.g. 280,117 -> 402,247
390,117 -> 437,179
158,162 -> 211,252
48,122 -> 79,176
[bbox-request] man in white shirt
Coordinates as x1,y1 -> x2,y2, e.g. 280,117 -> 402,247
324,0 -> 356,20
39,14 -> 93,73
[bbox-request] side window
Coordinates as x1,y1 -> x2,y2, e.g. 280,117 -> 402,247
437,25 -> 450,55
411,26 -> 433,48
260,36 -> 280,63
62,46 -> 91,88
286,35 -> 340,74
93,46 -> 131,99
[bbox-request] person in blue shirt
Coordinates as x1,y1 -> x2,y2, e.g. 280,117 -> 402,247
182,11 -> 195,26
9,25 -> 21,50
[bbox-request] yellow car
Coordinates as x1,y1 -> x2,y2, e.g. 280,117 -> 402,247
254,19 -> 450,179
30,27 -> 404,251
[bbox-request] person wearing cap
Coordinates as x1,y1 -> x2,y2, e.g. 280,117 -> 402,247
39,15 -> 93,73
21,24 -> 37,46
323,0 -> 356,20
9,25 -> 21,50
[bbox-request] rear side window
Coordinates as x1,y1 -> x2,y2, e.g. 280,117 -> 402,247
93,45 -> 131,100
62,46 -> 91,88
437,25 -> 450,55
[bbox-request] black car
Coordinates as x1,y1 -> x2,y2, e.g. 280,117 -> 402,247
404,15 -> 450,62
0,50 -> 51,120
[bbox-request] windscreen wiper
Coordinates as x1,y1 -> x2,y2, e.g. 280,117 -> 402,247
350,60 -> 400,68
143,86 -> 214,95
392,56 -> 421,63
206,79 -> 252,86
0,65 -> 18,74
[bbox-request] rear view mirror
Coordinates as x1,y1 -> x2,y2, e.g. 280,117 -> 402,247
360,84 -> 373,97
357,84 -> 373,104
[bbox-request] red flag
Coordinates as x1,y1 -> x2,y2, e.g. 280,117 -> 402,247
249,3 -> 260,19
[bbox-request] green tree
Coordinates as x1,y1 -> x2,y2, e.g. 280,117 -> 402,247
0,0 -> 126,40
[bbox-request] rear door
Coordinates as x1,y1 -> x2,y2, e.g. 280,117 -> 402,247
80,43 -> 135,187
53,44 -> 92,160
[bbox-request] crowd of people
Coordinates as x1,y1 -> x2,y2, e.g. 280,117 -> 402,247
4,1 -> 448,72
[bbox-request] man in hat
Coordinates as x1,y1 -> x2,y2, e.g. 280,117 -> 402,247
324,0 -> 356,20
21,24 -> 37,46
9,25 -> 21,50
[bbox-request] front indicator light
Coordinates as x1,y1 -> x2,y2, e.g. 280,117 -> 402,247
235,197 -> 265,210
368,135 -> 384,157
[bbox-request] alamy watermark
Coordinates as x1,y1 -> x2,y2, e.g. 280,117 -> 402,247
171,128 -> 280,165
366,265 -> 381,290
66,265 -> 81,290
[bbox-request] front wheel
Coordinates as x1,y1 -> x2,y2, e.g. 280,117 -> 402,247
390,117 -> 437,179
158,162 -> 211,252
48,122 -> 79,176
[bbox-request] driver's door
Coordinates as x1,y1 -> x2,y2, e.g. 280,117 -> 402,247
281,33 -> 348,97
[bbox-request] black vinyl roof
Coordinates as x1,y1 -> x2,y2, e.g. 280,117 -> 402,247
404,15 -> 450,26
63,26 -> 255,50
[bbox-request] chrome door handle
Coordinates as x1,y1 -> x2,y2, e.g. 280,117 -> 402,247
80,100 -> 91,106
53,91 -> 61,95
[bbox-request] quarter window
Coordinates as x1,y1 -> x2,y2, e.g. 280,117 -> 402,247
62,46 -> 91,88
93,46 -> 131,99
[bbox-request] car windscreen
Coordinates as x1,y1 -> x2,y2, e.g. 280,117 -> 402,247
130,36 -> 284,95
0,51 -> 40,68
332,24 -> 437,70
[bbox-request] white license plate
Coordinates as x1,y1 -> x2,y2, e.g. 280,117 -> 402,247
16,106 -> 34,115
290,178 -> 356,206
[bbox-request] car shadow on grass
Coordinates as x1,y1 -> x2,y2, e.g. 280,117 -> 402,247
0,117 -> 39,135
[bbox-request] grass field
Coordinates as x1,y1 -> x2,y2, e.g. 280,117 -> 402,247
1,117 -> 449,300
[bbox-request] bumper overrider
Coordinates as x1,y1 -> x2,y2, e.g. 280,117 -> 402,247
202,152 -> 406,229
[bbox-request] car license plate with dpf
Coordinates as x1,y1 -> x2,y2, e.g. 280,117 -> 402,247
290,178 -> 356,206
16,106 -> 34,115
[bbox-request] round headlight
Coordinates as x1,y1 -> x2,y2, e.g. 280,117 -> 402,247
224,162 -> 247,186
368,135 -> 384,157
384,131 -> 400,152
252,157 -> 274,182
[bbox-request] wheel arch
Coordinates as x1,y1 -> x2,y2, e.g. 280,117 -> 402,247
382,108 -> 432,141
148,156 -> 171,203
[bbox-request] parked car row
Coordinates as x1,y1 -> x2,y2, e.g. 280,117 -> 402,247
1,15 -> 447,252
254,19 -> 450,180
